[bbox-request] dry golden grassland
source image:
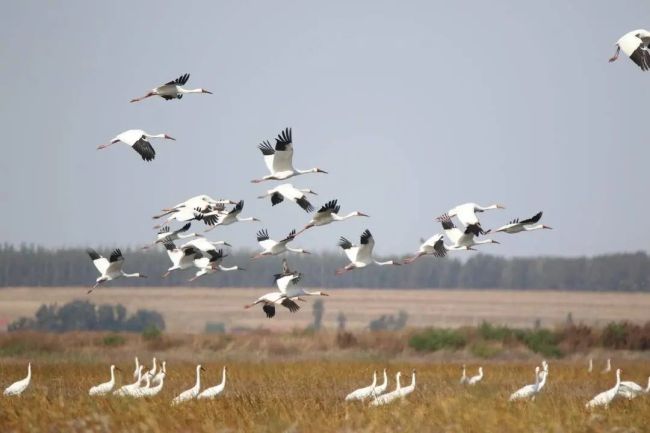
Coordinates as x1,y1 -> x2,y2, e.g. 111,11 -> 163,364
2,287 -> 650,332
0,333 -> 649,433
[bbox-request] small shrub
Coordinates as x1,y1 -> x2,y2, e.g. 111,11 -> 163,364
478,322 -> 515,342
521,329 -> 562,358
601,322 -> 631,349
336,331 -> 358,349
142,324 -> 162,341
409,328 -> 466,352
204,322 -> 226,334
470,341 -> 502,358
102,334 -> 125,347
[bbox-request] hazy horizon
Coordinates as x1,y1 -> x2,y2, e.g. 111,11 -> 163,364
2,1 -> 650,257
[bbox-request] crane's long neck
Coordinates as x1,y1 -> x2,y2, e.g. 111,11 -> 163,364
588,359 -> 592,372
396,374 -> 401,390
27,363 -> 31,380
287,247 -> 307,254
410,372 -> 416,387
145,133 -> 166,139
371,372 -> 377,387
538,372 -> 547,389
303,290 -> 325,296
179,88 -> 204,94
152,358 -> 157,373
110,366 -> 115,383
333,212 -> 358,221
645,376 -> 650,393
221,367 -> 227,386
195,367 -> 202,389
122,272 -> 141,278
474,239 -> 495,245
374,259 -> 395,266
219,265 -> 240,271
237,216 -> 256,222
296,168 -> 317,175
524,224 -> 545,231
533,369 -> 539,388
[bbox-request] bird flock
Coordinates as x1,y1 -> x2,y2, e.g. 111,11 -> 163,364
88,73 -> 555,315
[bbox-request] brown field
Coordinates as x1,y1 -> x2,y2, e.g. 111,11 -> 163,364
1,287 -> 650,333
0,340 -> 649,433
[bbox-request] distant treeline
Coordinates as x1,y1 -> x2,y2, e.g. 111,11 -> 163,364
1,244 -> 649,291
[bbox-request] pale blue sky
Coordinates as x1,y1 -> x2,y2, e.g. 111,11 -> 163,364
1,0 -> 649,256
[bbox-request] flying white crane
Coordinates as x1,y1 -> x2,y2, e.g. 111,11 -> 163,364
586,369 -> 622,409
197,366 -> 227,399
153,206 -> 206,229
162,242 -> 201,277
618,376 -> 650,399
345,371 -> 378,401
252,229 -> 310,259
3,362 -> 32,396
142,223 -> 203,249
608,30 -> 650,70
370,372 -> 402,406
494,212 -> 552,234
190,249 -> 243,282
89,364 -> 121,396
467,367 -> 484,385
602,358 -> 612,374
336,229 -> 400,275
115,365 -> 144,396
403,234 -> 449,264
252,127 -> 327,183
244,291 -> 301,318
203,200 -> 260,231
171,365 -> 205,405
398,369 -> 416,397
509,367 -> 541,401
438,202 -> 504,236
440,217 -> 499,250
154,197 -> 236,220
97,129 -> 176,161
258,183 -> 317,213
130,73 -> 212,102
460,364 -> 468,384
86,249 -> 147,293
298,199 -> 369,235
180,237 -> 231,252
275,262 -> 329,299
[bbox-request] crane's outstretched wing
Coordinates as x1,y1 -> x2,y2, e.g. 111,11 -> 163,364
132,138 -> 156,161
318,199 -> 340,214
106,249 -> 125,274
519,211 -> 543,225
87,249 -> 109,274
165,73 -> 190,86
296,196 -> 314,213
271,127 -> 294,173
270,192 -> 284,206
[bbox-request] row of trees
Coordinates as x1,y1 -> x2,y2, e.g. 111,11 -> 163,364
8,300 -> 165,333
1,244 -> 649,291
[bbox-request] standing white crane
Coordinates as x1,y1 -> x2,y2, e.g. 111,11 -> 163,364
608,30 -> 650,70
171,365 -> 205,405
131,374 -> 152,398
189,249 -> 243,282
114,365 -> 144,396
132,357 -> 140,380
251,127 -> 327,183
244,291 -> 301,318
467,367 -> 484,385
374,369 -> 389,396
97,129 -> 176,161
162,242 -> 201,277
438,202 -> 504,236
493,212 -> 552,234
459,364 -> 468,384
130,73 -> 212,102
345,371 -> 377,401
252,229 -> 310,259
298,199 -> 368,234
89,365 -> 121,396
398,369 -> 416,397
618,376 -> 650,400
586,369 -> 622,409
509,367 -> 541,401
440,217 -> 499,250
203,200 -> 260,231
86,249 -> 147,293
257,183 -> 317,213
602,358 -> 612,374
197,366 -> 227,399
3,362 -> 32,396
151,361 -> 167,387
370,372 -> 402,406
135,370 -> 166,398
336,229 -> 400,275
